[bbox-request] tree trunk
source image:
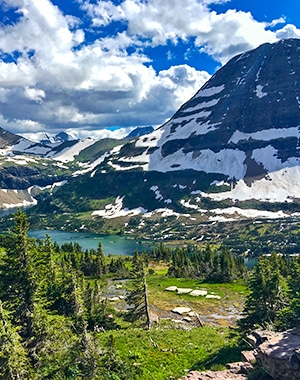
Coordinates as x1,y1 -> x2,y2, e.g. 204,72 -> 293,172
142,268 -> 151,330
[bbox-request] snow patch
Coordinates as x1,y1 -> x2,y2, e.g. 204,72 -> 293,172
91,196 -> 147,219
72,152 -> 110,176
52,139 -> 96,162
202,166 -> 300,203
182,98 -> 220,113
255,85 -> 268,98
149,147 -> 246,179
143,208 -> 190,218
209,207 -> 288,220
229,127 -> 300,144
195,85 -> 225,98
252,145 -> 300,172
150,185 -> 163,201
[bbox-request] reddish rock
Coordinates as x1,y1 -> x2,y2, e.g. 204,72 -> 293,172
254,328 -> 300,380
181,362 -> 252,380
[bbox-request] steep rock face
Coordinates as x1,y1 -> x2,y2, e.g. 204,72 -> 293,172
127,39 -> 300,183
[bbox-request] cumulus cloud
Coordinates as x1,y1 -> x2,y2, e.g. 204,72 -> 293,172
0,0 -> 298,138
275,24 -> 300,39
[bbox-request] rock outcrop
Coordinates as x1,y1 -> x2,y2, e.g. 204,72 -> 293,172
182,328 -> 300,380
181,362 -> 252,380
249,328 -> 300,380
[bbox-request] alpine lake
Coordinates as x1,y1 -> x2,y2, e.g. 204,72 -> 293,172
28,229 -> 155,256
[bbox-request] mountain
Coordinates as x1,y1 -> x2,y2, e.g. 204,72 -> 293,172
0,128 -> 79,208
40,131 -> 75,145
126,126 -> 154,138
108,38 -> 300,203
2,38 -> 300,242
0,126 -> 22,148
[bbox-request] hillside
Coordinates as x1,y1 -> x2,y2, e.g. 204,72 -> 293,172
1,39 -> 300,252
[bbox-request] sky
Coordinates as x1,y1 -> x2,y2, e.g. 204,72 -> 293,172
0,0 -> 300,141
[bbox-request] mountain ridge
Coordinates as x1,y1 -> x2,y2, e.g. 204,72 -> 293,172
1,39 -> 300,233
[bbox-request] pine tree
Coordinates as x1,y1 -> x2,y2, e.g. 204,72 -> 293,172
0,301 -> 31,379
218,246 -> 237,282
126,255 -> 151,329
0,209 -> 36,340
275,258 -> 300,329
240,254 -> 287,330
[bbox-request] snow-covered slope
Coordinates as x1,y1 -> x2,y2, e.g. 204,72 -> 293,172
108,38 -> 300,203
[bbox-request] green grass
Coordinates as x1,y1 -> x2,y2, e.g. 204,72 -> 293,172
100,325 -> 243,379
144,272 -> 247,328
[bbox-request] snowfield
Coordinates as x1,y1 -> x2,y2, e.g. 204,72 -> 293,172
200,166 -> 300,203
51,138 -> 96,162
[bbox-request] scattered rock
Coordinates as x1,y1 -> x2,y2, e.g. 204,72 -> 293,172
149,312 -> 159,324
181,362 -> 253,379
241,350 -> 256,363
183,317 -> 193,322
226,362 -> 253,375
206,294 -> 221,300
177,288 -> 193,294
165,286 -> 178,292
172,319 -> 186,324
181,367 -> 249,379
172,307 -> 191,315
190,290 -> 207,296
187,311 -> 202,319
108,296 -> 120,302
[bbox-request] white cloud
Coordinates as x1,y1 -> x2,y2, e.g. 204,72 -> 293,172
0,0 -> 298,137
80,0 -> 124,26
24,87 -> 46,103
196,10 -> 277,63
275,24 -> 300,39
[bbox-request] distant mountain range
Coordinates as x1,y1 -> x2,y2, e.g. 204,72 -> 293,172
40,131 -> 76,145
1,38 -> 300,238
125,126 -> 154,138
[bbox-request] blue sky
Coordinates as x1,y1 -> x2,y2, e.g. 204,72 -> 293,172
0,0 -> 299,140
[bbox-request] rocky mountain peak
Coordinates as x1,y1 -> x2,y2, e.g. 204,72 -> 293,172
142,38 -> 300,175
0,126 -> 22,149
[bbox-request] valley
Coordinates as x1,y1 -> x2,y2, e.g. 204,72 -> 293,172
2,38 -> 300,379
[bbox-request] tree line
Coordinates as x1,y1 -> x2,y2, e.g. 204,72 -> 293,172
0,210 -> 141,379
239,252 -> 300,331
1,209 -> 298,378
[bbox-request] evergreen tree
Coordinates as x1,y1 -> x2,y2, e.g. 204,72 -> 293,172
0,301 -> 31,379
126,256 -> 151,329
240,254 -> 287,329
275,258 -> 300,329
218,246 -> 237,282
0,209 -> 36,340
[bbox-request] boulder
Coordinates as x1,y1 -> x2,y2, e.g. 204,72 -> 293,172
177,288 -> 193,294
206,294 -> 221,300
149,312 -> 159,324
253,327 -> 300,380
172,307 -> 191,315
108,296 -> 120,302
190,290 -> 207,296
165,286 -> 178,292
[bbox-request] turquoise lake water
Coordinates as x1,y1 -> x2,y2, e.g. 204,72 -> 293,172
28,229 -> 155,256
